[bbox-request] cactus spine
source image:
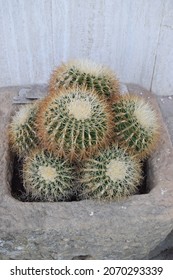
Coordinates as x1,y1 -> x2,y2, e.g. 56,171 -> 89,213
36,87 -> 113,160
49,59 -> 120,101
112,95 -> 160,159
79,145 -> 142,201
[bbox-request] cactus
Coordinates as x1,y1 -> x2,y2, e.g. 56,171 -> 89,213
79,145 -> 142,201
36,87 -> 113,160
49,59 -> 120,101
8,102 -> 39,156
112,95 -> 160,159
23,149 -> 75,201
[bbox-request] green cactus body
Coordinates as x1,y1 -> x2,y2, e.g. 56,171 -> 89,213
49,60 -> 120,101
23,149 -> 75,201
9,103 -> 39,156
112,95 -> 160,159
79,146 -> 142,201
37,87 -> 113,160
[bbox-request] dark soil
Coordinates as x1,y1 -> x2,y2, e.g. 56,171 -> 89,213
11,156 -> 149,202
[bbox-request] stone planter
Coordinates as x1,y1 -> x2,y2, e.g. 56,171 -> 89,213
0,84 -> 173,260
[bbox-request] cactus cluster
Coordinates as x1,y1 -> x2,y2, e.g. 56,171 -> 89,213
9,59 -> 160,202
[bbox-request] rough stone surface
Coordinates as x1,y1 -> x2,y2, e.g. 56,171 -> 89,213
149,229 -> 173,260
0,84 -> 173,260
157,95 -> 173,145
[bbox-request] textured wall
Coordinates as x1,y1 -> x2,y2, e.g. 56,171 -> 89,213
0,0 -> 172,95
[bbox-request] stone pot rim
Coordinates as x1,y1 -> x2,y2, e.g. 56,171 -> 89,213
0,84 -> 173,260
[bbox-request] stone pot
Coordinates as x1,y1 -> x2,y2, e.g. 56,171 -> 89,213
0,84 -> 173,260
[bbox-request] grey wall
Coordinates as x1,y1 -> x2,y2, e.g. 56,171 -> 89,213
0,0 -> 172,95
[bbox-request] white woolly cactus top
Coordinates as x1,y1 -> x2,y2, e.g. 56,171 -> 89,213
13,105 -> 33,126
38,165 -> 57,182
37,87 -> 113,160
67,97 -> 92,120
11,104 -> 33,126
133,97 -> 158,130
106,159 -> 128,182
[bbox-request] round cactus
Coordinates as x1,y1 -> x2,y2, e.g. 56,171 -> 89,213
79,145 -> 142,201
23,149 -> 75,201
8,102 -> 39,156
49,59 -> 120,101
36,87 -> 113,160
112,95 -> 160,159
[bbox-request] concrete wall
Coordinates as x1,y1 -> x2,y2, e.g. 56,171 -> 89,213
0,0 -> 172,95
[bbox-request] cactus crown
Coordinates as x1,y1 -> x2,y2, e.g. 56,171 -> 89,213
8,103 -> 39,156
49,59 -> 120,100
37,87 -> 113,160
79,145 -> 142,201
23,149 -> 75,201
112,95 -> 160,159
